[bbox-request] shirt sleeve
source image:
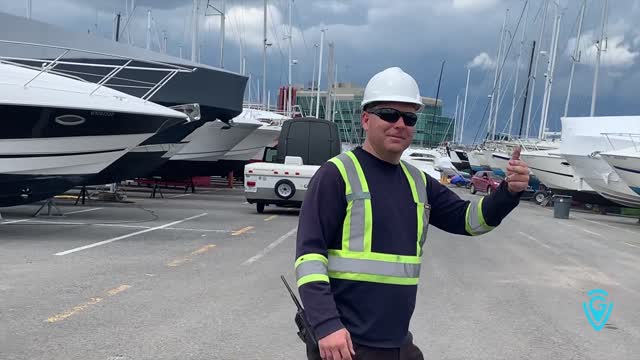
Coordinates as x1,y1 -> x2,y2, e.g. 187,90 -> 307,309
294,162 -> 347,340
426,175 -> 522,236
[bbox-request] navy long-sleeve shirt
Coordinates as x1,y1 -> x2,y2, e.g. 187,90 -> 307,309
295,147 -> 521,348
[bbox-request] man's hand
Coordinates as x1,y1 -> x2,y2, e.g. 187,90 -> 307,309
506,146 -> 530,194
318,328 -> 356,360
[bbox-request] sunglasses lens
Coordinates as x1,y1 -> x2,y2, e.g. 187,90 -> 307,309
403,113 -> 418,126
370,108 -> 418,127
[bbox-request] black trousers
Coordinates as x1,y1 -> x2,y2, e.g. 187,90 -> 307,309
306,334 -> 424,360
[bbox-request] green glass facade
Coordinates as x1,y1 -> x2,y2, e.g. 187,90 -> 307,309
295,89 -> 454,148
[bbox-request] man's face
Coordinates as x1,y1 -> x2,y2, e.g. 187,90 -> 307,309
361,102 -> 418,155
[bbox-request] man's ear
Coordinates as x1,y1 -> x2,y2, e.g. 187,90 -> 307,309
361,111 -> 370,131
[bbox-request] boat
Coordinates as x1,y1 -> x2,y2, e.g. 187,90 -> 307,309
559,116 -> 640,208
0,12 -> 247,123
0,60 -> 189,207
521,149 -> 616,206
600,143 -> 640,196
149,119 -> 261,179
401,147 -> 446,180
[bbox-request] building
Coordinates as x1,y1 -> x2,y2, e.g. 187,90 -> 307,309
288,82 -> 455,148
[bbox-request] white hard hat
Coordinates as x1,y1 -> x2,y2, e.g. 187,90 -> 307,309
361,67 -> 424,111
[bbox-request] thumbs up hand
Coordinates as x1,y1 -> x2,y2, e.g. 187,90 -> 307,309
506,146 -> 530,194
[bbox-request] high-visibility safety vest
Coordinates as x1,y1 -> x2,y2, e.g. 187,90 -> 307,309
295,151 -> 494,288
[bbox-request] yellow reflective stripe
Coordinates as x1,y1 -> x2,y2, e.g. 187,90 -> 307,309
328,272 -> 418,285
345,151 -> 372,253
465,197 -> 495,235
328,249 -> 421,264
328,158 -> 352,195
328,156 -> 352,250
465,201 -> 473,235
400,162 -> 419,203
476,197 -> 494,232
297,274 -> 330,287
295,253 -> 328,268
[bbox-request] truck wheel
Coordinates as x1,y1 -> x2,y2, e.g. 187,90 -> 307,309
257,202 -> 265,214
470,184 -> 477,194
533,191 -> 547,205
275,179 -> 296,200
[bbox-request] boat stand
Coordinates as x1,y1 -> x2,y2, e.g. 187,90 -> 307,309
75,186 -> 88,205
33,198 -> 64,217
151,182 -> 164,199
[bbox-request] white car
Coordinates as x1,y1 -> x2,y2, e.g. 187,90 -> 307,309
244,156 -> 320,213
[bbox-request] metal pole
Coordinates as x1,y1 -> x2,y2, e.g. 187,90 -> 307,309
310,44 -> 318,112
493,9 -> 509,140
509,1 -> 528,136
427,60 -> 445,148
220,0 -> 225,68
564,0 -> 586,117
287,0 -> 293,117
519,40 -> 536,138
263,0 -> 267,109
191,0 -> 198,62
26,0 -> 32,19
115,13 -> 122,42
461,67 -> 470,144
590,0 -> 608,117
452,95 -> 460,141
526,0 -> 548,138
147,10 -> 152,50
542,11 -> 562,139
315,30 -> 325,118
539,9 -> 561,140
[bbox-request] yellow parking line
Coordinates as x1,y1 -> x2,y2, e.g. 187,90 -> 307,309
168,244 -> 217,268
191,244 -> 216,255
45,284 -> 131,323
232,226 -> 254,236
107,285 -> 131,296
46,297 -> 103,323
264,215 -> 278,222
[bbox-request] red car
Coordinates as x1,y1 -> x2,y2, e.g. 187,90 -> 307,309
469,171 -> 504,195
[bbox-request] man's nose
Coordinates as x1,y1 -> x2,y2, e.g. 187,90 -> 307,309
393,116 -> 408,128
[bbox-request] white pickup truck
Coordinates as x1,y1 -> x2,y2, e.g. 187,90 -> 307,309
244,156 -> 320,213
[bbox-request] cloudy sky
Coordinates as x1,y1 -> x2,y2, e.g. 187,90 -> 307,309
2,0 -> 639,144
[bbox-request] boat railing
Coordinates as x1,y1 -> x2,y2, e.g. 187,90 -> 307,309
601,132 -> 640,152
242,102 -> 304,118
0,39 -> 196,102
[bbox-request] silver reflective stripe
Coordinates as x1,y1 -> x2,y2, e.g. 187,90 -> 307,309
466,200 -> 492,235
328,256 -> 421,278
337,152 -> 367,252
346,192 -> 371,202
402,161 -> 429,255
295,260 -> 328,280
401,161 -> 428,204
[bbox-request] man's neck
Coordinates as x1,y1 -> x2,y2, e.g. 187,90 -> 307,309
362,140 -> 402,165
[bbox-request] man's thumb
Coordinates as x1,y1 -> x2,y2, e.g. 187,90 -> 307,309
511,146 -> 521,160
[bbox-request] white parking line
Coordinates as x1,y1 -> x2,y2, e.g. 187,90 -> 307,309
580,218 -> 640,236
1,219 -> 29,225
65,207 -> 103,215
168,194 -> 192,199
54,213 -> 208,256
582,229 -> 603,237
518,231 -> 552,249
242,227 -> 297,265
625,242 -> 639,248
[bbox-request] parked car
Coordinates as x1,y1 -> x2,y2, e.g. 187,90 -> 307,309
470,171 -> 504,195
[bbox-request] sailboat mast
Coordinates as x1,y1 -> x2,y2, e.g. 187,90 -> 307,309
315,30 -> 325,118
590,0 -> 608,117
263,0 -> 267,108
509,1 -> 528,136
461,67 -> 470,144
287,0 -> 293,117
493,8 -> 509,140
488,10 -> 508,139
526,0 -> 549,138
564,0 -> 586,117
191,0 -> 198,62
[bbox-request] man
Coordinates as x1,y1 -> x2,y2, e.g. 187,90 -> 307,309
294,67 -> 530,360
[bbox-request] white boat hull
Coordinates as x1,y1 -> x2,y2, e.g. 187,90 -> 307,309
601,149 -> 640,196
170,121 -> 260,162
222,125 -> 281,161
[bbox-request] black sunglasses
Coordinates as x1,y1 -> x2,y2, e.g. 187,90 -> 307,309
366,108 -> 418,127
